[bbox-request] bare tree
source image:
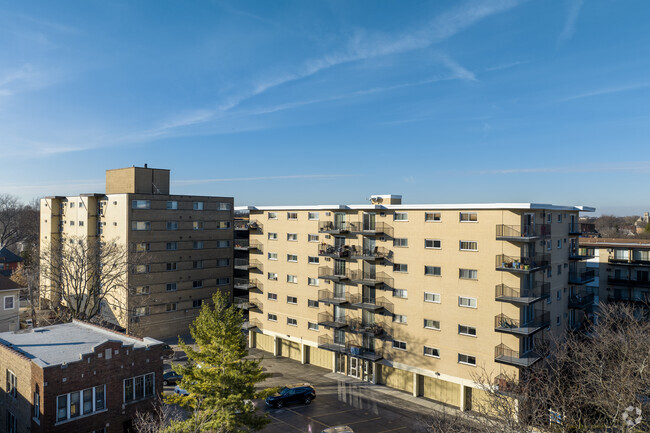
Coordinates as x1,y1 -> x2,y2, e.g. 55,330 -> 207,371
132,399 -> 184,433
0,194 -> 39,252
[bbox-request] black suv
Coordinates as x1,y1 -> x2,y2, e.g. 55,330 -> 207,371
265,384 -> 316,408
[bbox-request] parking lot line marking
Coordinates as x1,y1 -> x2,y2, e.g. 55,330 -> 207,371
267,414 -> 309,432
346,416 -> 383,426
377,427 -> 409,432
303,408 -> 356,418
285,408 -> 329,428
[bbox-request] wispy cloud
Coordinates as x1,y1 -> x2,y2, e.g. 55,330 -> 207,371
558,0 -> 583,43
438,54 -> 477,81
0,64 -> 45,96
404,176 -> 416,184
483,60 -> 528,72
471,161 -> 650,175
173,174 -> 357,187
559,82 -> 650,102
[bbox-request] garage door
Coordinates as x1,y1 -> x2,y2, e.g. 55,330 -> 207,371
254,332 -> 275,353
281,339 -> 301,361
422,375 -> 460,408
380,365 -> 412,392
308,346 -> 333,370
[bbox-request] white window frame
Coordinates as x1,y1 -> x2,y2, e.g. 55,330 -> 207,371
308,277 -> 319,286
268,232 -> 278,240
268,293 -> 278,301
287,254 -> 298,262
308,212 -> 320,220
424,292 -> 441,303
287,233 -> 298,241
308,322 -> 319,331
287,275 -> 298,284
268,252 -> 278,261
268,313 -> 278,322
424,346 -> 440,358
392,340 -> 407,350
425,239 -> 441,249
268,212 -> 278,220
393,314 -> 407,324
393,289 -> 408,299
287,296 -> 297,304
287,212 -> 298,220
131,200 -> 151,210
393,212 -> 408,221
424,319 -> 441,330
287,317 -> 298,326
268,272 -> 278,281
425,212 -> 441,222
458,353 -> 476,366
393,263 -> 408,273
123,373 -> 155,403
308,234 -> 319,242
308,256 -> 319,264
393,238 -> 408,247
459,268 -> 478,280
459,212 -> 478,223
193,201 -> 204,210
458,324 -> 477,337
458,296 -> 477,308
425,266 -> 441,276
3,296 -> 14,310
166,201 -> 178,210
459,241 -> 478,251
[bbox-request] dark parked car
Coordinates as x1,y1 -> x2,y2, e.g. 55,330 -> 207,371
265,384 -> 316,408
161,344 -> 175,359
162,370 -> 182,386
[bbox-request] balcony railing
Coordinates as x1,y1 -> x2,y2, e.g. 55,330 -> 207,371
234,259 -> 263,271
350,270 -> 394,287
494,311 -> 550,335
318,221 -> 357,234
350,222 -> 394,237
569,248 -> 594,260
496,224 -> 551,241
347,319 -> 391,339
568,223 -> 582,235
233,239 -> 263,251
494,344 -> 541,367
568,292 -> 595,309
317,289 -> 351,306
495,254 -> 550,273
349,246 -> 390,261
318,266 -> 352,282
233,296 -> 261,311
607,276 -> 650,288
318,243 -> 353,259
233,278 -> 260,290
349,294 -> 393,313
568,269 -> 596,284
241,318 -> 261,330
318,335 -> 345,352
234,220 -> 263,232
345,341 -> 383,361
317,312 -> 348,328
495,282 -> 551,304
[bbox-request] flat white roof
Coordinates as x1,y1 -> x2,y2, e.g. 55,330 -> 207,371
236,203 -> 595,212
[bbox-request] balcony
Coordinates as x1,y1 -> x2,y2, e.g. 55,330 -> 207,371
496,224 -> 551,241
242,318 -> 261,331
318,221 -> 356,235
495,282 -> 550,304
495,254 -> 550,273
349,246 -> 390,261
568,292 -> 595,309
607,276 -> 650,288
346,341 -> 383,362
318,243 -> 353,259
234,220 -> 263,232
494,312 -> 550,336
317,289 -> 351,306
494,344 -> 541,368
569,248 -> 595,260
348,319 -> 391,340
233,239 -> 263,251
568,269 -> 596,284
318,335 -> 346,352
233,296 -> 261,311
318,266 -> 352,282
350,222 -> 394,237
234,258 -> 263,271
234,278 -> 260,290
318,312 -> 348,329
350,270 -> 394,287
349,294 -> 393,313
568,223 -> 582,235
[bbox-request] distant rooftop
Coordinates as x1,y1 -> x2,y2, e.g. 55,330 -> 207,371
0,275 -> 22,291
0,320 -> 161,368
580,238 -> 650,247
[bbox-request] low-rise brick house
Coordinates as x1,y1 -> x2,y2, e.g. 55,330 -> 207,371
0,320 -> 164,433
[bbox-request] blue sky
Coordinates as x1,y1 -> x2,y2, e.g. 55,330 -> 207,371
1,0 -> 649,215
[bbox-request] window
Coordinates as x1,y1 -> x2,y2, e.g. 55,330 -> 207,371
216,277 -> 230,285
166,262 -> 177,271
192,280 -> 203,288
287,254 -> 298,262
308,256 -> 319,264
308,277 -> 319,286
425,266 -> 441,276
287,317 -> 298,326
459,268 -> 478,280
56,385 -> 106,422
458,296 -> 477,308
134,264 -> 149,274
216,258 -> 229,267
216,240 -> 230,248
394,212 -> 408,221
308,322 -> 319,331
425,239 -> 441,249
308,212 -> 319,220
393,263 -> 408,273
287,275 -> 298,284
134,286 -> 150,295
458,325 -> 477,336
34,390 -> 40,420
424,346 -> 440,358
393,314 -> 407,324
308,300 -> 319,308
557,239 -> 562,249
268,293 -> 278,301
268,232 -> 278,240
287,212 -> 298,220
69,202 -> 75,208
392,340 -> 407,350
557,264 -> 562,275
268,212 -> 278,219
424,319 -> 440,330
134,306 -> 149,316
268,313 -> 277,322
460,212 -> 478,222
393,238 -> 408,247
287,233 -> 298,241
547,213 -> 552,223
193,241 -> 204,249
193,260 -> 203,269
124,374 -> 154,403
166,283 -> 177,292
78,221 -> 84,227
166,242 -> 177,250
268,272 -> 278,281
547,268 -> 552,278
557,290 -> 561,301
458,353 -> 476,366
287,296 -> 297,304
393,289 -> 408,298
424,292 -> 441,303
70,221 -> 75,226
193,300 -> 203,308
193,202 -> 204,210
557,213 -> 562,222
556,316 -> 561,326
132,221 -> 151,231
131,200 -> 151,209
308,234 -> 319,242
167,201 -> 178,210
166,221 -> 178,231
193,221 -> 203,230
459,241 -> 478,251
218,202 -> 231,210
3,296 -> 13,310
6,370 -> 16,398
216,221 -> 231,229
425,212 -> 441,222
166,303 -> 177,312
268,252 -> 278,260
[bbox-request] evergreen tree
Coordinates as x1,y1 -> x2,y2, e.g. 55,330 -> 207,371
165,292 -> 272,432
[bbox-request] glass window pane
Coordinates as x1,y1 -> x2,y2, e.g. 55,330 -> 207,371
135,376 -> 144,400
95,385 -> 105,411
69,391 -> 80,418
83,389 -> 93,414
145,374 -> 154,396
57,395 -> 68,421
124,378 -> 134,402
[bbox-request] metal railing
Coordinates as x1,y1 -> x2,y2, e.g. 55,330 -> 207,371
494,311 -> 550,334
568,269 -> 596,284
607,276 -> 650,287
496,254 -> 550,271
233,278 -> 260,290
350,270 -> 394,287
495,282 -> 550,302
318,243 -> 353,259
234,258 -> 263,270
496,224 -> 551,239
233,239 -> 263,251
317,312 -> 348,328
568,292 -> 595,309
349,294 -> 393,313
349,246 -> 390,260
347,318 -> 391,338
318,266 -> 352,280
494,343 -> 541,367
317,289 -> 351,305
318,221 -> 357,233
317,335 -> 345,352
350,221 -> 394,237
234,220 -> 263,231
233,296 -> 261,310
345,341 -> 383,361
241,318 -> 261,330
568,223 -> 581,234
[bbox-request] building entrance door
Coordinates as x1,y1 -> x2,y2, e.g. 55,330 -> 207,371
362,360 -> 374,383
349,357 -> 359,378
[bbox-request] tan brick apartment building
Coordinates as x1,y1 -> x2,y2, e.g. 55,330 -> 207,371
0,320 -> 163,433
40,166 -> 234,339
238,195 -> 594,409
